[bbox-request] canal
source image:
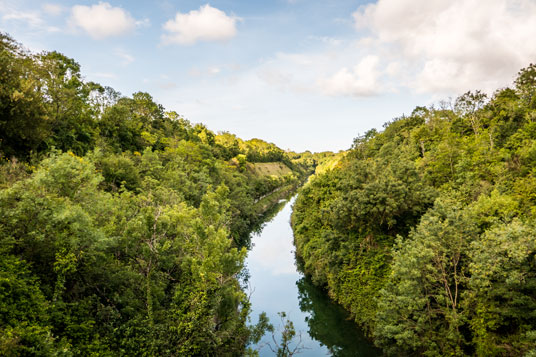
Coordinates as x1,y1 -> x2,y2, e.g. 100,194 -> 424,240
245,196 -> 381,356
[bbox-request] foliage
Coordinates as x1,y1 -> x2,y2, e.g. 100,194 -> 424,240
0,33 -> 316,355
292,64 -> 536,355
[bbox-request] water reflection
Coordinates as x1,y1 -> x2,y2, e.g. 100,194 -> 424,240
246,197 -> 380,356
296,275 -> 381,356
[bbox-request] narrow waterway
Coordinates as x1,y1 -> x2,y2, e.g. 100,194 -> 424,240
246,196 -> 381,356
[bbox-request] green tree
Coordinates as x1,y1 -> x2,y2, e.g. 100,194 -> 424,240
374,197 -> 478,355
467,220 -> 536,356
0,33 -> 49,158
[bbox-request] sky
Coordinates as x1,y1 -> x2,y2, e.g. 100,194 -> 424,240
1,0 -> 536,152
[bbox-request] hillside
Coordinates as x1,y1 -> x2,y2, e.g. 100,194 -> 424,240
0,33 -> 314,355
292,64 -> 536,356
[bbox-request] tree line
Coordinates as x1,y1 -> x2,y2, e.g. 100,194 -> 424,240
292,64 -> 536,356
0,33 -> 316,355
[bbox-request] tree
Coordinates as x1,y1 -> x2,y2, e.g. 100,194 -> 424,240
0,33 -> 49,158
38,51 -> 98,155
467,220 -> 536,356
455,91 -> 488,136
374,197 -> 477,356
515,63 -> 536,108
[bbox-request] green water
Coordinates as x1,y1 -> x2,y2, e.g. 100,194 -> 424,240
246,197 -> 381,356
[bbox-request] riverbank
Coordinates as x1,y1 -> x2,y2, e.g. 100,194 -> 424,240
246,197 -> 380,356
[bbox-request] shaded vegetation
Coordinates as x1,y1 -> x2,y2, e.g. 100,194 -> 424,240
296,273 -> 381,356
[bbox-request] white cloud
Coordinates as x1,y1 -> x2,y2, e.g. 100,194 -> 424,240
318,55 -> 382,96
135,18 -> 151,28
208,66 -> 221,75
1,8 -> 60,32
254,48 -> 387,97
162,4 -> 238,45
70,2 -> 136,39
3,10 -> 44,27
352,0 -> 536,94
42,3 -> 63,16
115,49 -> 134,65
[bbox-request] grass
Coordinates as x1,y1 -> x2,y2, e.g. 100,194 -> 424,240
248,162 -> 293,177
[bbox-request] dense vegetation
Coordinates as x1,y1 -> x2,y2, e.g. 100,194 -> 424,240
292,65 -> 536,356
0,33 -> 316,355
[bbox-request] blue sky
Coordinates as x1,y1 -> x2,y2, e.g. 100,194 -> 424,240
1,0 -> 536,152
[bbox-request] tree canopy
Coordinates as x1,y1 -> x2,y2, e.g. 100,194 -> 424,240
0,32 -> 318,355
292,64 -> 536,356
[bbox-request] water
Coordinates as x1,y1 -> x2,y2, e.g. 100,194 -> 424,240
245,197 -> 381,356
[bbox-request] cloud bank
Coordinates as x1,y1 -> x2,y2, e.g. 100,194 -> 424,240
258,0 -> 536,99
352,0 -> 536,94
